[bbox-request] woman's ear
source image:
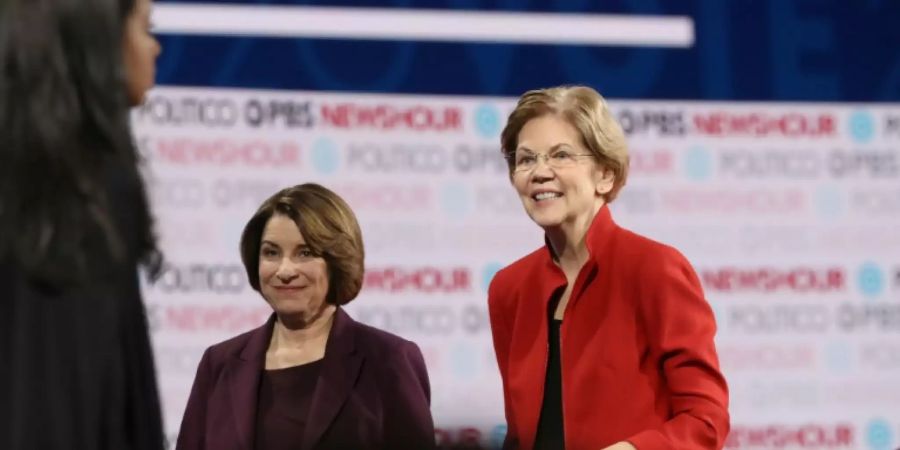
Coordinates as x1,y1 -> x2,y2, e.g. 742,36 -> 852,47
595,168 -> 615,196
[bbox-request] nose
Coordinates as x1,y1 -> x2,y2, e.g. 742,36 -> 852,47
275,262 -> 299,283
530,155 -> 555,180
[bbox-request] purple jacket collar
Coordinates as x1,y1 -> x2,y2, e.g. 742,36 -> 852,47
224,308 -> 363,450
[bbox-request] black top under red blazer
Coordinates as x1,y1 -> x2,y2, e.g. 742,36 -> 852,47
176,308 -> 435,450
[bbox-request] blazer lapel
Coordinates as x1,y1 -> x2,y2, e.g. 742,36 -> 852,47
513,251 -> 567,450
225,315 -> 274,450
302,308 -> 364,450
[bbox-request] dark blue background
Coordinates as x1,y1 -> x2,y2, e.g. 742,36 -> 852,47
155,0 -> 900,101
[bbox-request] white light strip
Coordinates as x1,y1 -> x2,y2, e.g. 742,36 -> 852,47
152,3 -> 694,47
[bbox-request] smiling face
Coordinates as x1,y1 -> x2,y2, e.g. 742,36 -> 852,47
258,214 -> 331,323
512,114 -> 614,230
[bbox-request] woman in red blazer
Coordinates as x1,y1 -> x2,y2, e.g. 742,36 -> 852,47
176,184 -> 435,450
489,86 -> 730,450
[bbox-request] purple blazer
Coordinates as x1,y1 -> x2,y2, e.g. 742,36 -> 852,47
175,308 -> 435,450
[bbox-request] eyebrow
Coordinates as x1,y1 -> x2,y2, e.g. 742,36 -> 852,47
260,240 -> 310,250
515,143 -> 574,154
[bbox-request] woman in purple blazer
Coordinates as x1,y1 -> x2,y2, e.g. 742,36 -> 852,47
176,183 -> 435,450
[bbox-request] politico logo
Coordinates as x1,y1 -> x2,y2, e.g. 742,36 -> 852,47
319,102 -> 462,132
724,304 -> 831,334
147,263 -> 247,294
134,94 -> 241,127
351,304 -> 489,336
725,423 -> 854,449
363,267 -> 471,294
340,142 -> 506,175
140,95 -> 316,129
691,111 -> 836,137
345,142 -> 448,174
701,267 -> 845,294
716,148 -> 822,179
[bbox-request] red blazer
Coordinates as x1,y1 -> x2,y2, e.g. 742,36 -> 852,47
176,308 -> 435,450
488,206 -> 729,450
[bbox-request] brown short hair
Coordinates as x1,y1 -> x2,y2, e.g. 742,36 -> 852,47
239,183 -> 364,305
500,85 -> 629,202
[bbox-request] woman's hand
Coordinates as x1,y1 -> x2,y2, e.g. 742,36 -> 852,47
602,442 -> 637,450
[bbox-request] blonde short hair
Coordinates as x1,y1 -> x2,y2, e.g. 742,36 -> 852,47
500,85 -> 629,202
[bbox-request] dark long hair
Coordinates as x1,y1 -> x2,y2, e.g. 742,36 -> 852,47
0,0 -> 160,286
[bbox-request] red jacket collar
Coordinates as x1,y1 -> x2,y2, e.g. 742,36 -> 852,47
541,204 -> 618,267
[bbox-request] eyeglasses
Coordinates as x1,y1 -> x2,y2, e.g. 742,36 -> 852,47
505,149 -> 595,173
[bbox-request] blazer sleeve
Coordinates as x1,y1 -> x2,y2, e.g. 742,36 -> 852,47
175,348 -> 213,450
487,275 -> 520,450
382,341 -> 436,449
626,247 -> 730,450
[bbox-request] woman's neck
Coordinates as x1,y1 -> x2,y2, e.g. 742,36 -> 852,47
270,304 -> 336,352
546,202 -> 604,278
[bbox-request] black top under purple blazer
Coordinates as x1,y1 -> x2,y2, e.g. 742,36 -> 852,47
176,308 -> 435,450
